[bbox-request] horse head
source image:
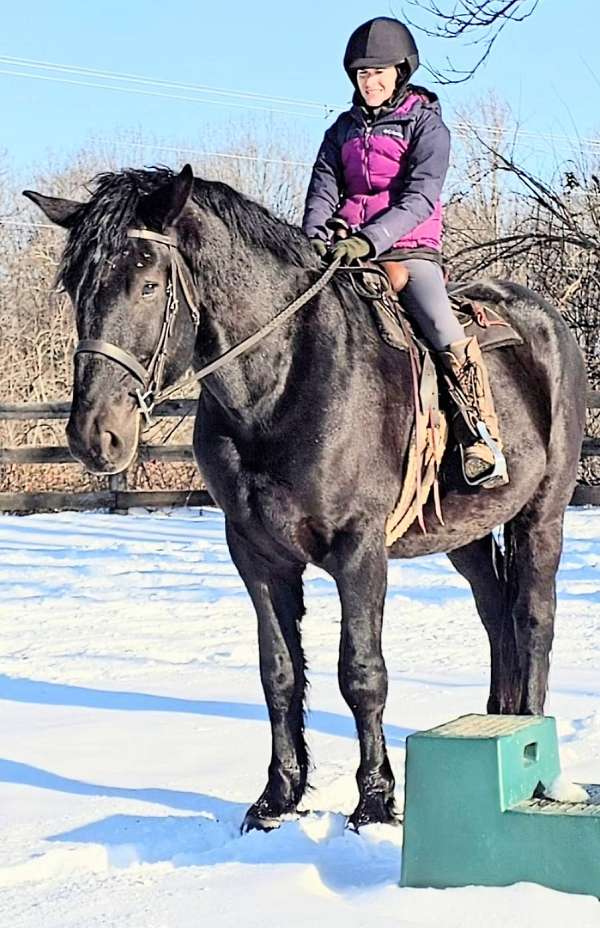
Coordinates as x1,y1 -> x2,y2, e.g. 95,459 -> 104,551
23,165 -> 198,474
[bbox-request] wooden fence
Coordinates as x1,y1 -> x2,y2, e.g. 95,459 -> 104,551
0,393 -> 599,512
0,399 -> 213,512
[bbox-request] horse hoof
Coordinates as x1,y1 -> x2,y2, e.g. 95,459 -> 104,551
348,798 -> 401,831
240,809 -> 282,834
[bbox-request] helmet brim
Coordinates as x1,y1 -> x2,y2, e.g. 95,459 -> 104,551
348,57 -> 401,71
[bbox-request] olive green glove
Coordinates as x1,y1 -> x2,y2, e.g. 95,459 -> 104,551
310,238 -> 329,259
327,234 -> 372,265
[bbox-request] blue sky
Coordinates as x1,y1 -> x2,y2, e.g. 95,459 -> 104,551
1,0 -> 599,183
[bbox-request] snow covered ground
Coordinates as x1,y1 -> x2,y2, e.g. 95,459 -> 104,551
0,506 -> 599,927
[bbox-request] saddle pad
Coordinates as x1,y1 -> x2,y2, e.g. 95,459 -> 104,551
456,300 -> 524,352
371,292 -> 523,354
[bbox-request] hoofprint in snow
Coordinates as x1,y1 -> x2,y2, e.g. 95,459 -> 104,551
0,507 -> 599,928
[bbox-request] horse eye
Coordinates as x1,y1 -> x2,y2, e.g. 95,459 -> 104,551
142,281 -> 159,296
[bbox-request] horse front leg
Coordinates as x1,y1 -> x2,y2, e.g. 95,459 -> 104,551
225,520 -> 308,832
328,529 -> 398,830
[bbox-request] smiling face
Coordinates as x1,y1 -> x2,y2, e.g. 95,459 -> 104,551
356,66 -> 398,107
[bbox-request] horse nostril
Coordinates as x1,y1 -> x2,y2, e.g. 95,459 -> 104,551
99,428 -> 124,461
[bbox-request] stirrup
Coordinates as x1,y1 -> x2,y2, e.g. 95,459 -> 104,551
459,421 -> 508,488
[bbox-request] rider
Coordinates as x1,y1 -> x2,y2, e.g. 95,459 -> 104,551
302,16 -> 508,489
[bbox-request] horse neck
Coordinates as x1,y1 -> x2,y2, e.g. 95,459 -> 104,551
193,232 -> 330,422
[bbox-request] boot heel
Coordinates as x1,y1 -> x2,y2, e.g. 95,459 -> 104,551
460,422 -> 509,489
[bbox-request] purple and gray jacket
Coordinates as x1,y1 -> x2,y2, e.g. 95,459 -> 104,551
302,89 -> 450,257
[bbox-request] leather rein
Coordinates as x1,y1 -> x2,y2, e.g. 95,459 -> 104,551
74,227 -> 341,426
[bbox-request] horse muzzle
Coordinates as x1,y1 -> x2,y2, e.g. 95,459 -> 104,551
66,400 -> 140,475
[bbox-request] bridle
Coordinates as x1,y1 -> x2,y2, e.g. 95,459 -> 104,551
74,228 -> 200,426
74,226 -> 342,426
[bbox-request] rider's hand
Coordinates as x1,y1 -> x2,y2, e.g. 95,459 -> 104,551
310,238 -> 329,259
327,234 -> 372,265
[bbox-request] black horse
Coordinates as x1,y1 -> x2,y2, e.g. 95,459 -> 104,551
25,165 -> 586,831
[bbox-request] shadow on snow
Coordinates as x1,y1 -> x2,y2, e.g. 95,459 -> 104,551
0,674 -> 413,747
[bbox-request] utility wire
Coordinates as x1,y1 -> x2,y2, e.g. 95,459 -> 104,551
95,132 -> 600,171
92,137 -> 313,168
0,68 -> 331,120
452,122 -> 600,151
1,56 -> 600,151
0,54 -> 341,113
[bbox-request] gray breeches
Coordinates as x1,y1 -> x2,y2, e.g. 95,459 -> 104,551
396,259 -> 464,350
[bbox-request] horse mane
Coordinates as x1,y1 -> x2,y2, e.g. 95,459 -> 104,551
59,166 -> 311,310
190,176 -> 309,267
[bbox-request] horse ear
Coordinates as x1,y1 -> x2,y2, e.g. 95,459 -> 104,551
22,190 -> 83,228
139,164 -> 195,232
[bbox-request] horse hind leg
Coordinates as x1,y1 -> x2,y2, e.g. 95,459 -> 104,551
225,521 -> 309,832
501,502 -> 565,715
447,534 -> 509,714
448,506 -> 563,717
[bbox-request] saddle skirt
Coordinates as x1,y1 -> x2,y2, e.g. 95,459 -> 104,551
385,350 -> 448,544
360,274 -> 524,545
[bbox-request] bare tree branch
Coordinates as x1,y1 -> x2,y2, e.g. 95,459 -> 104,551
401,0 -> 541,83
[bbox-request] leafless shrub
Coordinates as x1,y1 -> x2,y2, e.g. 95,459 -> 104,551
445,112 -> 600,483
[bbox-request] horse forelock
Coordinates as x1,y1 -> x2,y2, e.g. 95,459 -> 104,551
58,168 -> 173,310
59,167 -> 311,310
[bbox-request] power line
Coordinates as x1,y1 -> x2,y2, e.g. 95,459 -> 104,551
2,55 -> 600,152
92,137 -> 313,168
0,54 -> 341,113
452,122 -> 600,152
0,67 -> 334,121
92,133 -> 600,172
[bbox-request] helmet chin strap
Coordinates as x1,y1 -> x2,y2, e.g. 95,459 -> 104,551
391,63 -> 410,100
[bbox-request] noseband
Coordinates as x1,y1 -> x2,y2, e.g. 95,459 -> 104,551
74,228 -> 200,425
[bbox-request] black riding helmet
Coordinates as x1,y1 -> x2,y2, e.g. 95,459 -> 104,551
343,17 -> 419,91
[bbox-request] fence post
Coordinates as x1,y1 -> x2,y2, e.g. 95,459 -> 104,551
108,469 -> 128,514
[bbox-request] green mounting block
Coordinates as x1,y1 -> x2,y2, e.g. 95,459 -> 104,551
401,714 -> 600,897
